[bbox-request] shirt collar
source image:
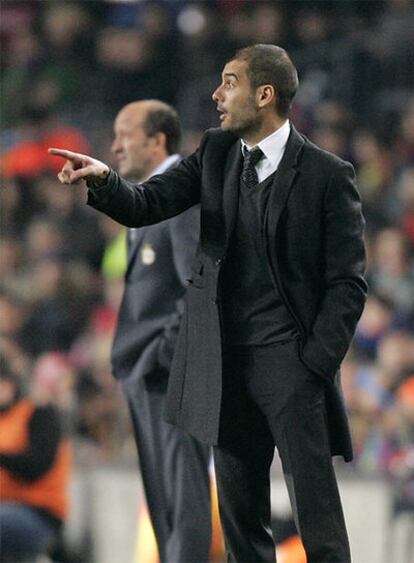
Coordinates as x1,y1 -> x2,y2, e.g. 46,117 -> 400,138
241,120 -> 290,167
145,154 -> 180,181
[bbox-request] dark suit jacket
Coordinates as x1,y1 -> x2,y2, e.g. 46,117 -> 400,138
88,125 -> 368,461
111,205 -> 199,381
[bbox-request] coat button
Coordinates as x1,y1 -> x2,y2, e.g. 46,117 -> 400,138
215,258 -> 223,266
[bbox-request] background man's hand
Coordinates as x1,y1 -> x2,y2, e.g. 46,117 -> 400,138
48,148 -> 110,185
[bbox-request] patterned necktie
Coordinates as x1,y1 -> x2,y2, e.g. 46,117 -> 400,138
241,146 -> 264,188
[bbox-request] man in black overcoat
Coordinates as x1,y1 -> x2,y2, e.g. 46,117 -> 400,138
51,45 -> 368,563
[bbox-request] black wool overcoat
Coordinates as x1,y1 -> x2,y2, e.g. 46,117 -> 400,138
88,126 -> 368,461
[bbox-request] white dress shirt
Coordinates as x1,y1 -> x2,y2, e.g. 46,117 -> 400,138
241,119 -> 290,183
143,153 -> 181,181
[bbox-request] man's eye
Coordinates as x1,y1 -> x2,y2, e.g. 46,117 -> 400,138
225,82 -> 234,89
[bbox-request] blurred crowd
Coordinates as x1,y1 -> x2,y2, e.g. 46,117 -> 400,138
1,0 -> 413,491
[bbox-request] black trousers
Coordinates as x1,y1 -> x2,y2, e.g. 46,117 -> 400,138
122,368 -> 212,563
214,341 -> 351,563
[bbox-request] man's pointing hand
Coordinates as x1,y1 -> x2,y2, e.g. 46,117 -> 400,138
48,148 -> 110,185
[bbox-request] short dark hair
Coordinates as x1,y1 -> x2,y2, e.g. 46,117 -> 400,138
233,44 -> 299,118
143,103 -> 181,155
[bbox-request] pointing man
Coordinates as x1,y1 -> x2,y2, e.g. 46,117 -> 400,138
51,46 -> 367,562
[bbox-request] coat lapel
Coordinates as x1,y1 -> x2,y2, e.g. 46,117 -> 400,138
200,130 -> 237,255
125,227 -> 144,277
203,126 -> 304,254
222,140 -> 243,247
266,125 -> 305,240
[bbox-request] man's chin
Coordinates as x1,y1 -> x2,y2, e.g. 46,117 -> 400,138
220,119 -> 233,132
221,121 -> 243,137
119,164 -> 132,177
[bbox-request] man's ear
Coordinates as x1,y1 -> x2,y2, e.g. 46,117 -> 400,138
256,85 -> 275,108
152,131 -> 167,151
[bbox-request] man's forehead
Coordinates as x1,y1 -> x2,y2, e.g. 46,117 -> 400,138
222,58 -> 248,79
115,108 -> 145,129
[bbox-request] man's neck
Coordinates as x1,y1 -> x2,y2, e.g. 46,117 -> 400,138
125,154 -> 172,183
242,116 -> 287,146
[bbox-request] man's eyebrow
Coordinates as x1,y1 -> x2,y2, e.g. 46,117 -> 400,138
223,72 -> 239,81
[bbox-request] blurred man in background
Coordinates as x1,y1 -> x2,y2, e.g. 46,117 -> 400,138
108,100 -> 212,563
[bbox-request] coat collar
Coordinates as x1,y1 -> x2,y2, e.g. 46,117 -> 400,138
276,124 -> 304,172
265,125 -> 304,237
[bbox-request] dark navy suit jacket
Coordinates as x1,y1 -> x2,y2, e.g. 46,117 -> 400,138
110,160 -> 199,381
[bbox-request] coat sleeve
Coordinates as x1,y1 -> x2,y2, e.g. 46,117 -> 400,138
157,205 -> 200,370
300,160 -> 368,381
87,150 -> 202,227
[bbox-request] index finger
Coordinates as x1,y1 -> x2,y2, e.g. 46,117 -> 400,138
48,147 -> 80,160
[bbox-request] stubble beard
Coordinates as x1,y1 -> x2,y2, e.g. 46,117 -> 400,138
225,101 -> 261,139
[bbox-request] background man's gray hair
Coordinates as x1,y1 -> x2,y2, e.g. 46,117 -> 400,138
143,101 -> 182,155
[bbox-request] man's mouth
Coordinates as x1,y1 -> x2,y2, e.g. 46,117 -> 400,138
218,108 -> 228,121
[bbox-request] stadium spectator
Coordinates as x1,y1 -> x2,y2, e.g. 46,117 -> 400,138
0,354 -> 73,562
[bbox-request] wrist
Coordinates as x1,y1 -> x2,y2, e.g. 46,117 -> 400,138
88,166 -> 110,188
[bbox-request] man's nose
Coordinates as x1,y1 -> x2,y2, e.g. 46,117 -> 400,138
212,85 -> 222,102
111,139 -> 120,154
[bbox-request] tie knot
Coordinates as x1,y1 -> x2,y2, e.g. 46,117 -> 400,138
244,146 -> 264,167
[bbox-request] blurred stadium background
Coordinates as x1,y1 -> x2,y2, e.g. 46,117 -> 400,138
0,1 -> 413,562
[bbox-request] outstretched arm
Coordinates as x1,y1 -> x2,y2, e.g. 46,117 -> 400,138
48,148 -> 110,185
49,145 -> 203,228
